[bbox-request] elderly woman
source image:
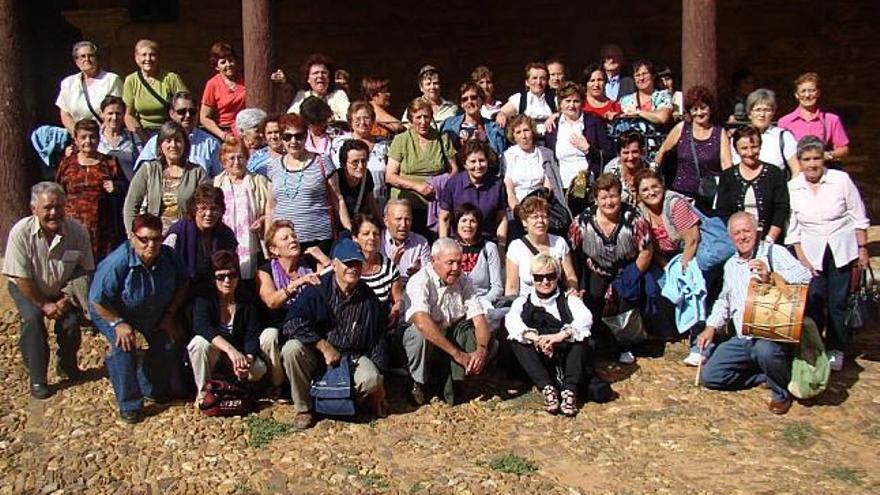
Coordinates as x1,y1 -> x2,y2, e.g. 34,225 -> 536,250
438,140 -> 507,243
730,89 -> 799,175
234,108 -> 270,175
439,82 -> 506,160
453,204 -> 505,330
213,137 -> 270,280
262,114 -> 285,160
401,65 -> 459,127
471,66 -> 504,120
361,76 -> 404,137
336,140 -> 381,219
778,72 -> 850,165
89,213 -> 188,424
328,101 -> 390,209
123,120 -> 208,234
502,115 -> 556,212
299,96 -> 339,155
506,253 -> 592,416
787,135 -> 869,371
98,96 -> 141,181
496,62 -> 556,136
716,125 -> 789,243
618,60 -> 673,126
122,39 -> 189,141
545,81 -> 614,189
200,42 -> 246,141
286,53 -> 350,122
386,98 -> 457,237
352,214 -> 404,324
506,196 -> 578,297
56,41 -> 123,135
265,113 -> 350,255
56,119 -> 125,259
654,85 -> 732,211
582,63 -> 621,122
603,130 -> 651,204
570,173 -> 653,364
165,184 -> 238,297
189,250 -> 276,406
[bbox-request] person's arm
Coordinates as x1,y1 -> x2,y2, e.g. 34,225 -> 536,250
483,242 -> 504,302
679,225 -> 700,270
388,277 -> 404,324
791,242 -> 817,275
561,252 -> 579,292
199,104 -> 227,141
653,122 -> 683,166
60,110 -> 76,136
635,246 -> 653,274
326,172 -> 352,230
504,176 -> 519,212
503,296 -> 531,343
494,101 -> 517,127
256,268 -> 320,310
263,194 -> 275,236
719,128 -> 733,169
411,311 -> 469,366
122,164 -> 149,233
495,210 -> 508,250
437,209 -> 451,238
466,313 -> 492,375
91,300 -> 139,352
635,107 -> 672,125
385,155 -> 433,195
504,256 -> 520,296
766,171 -> 790,243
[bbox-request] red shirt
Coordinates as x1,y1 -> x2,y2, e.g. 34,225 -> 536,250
582,99 -> 621,121
201,73 -> 246,129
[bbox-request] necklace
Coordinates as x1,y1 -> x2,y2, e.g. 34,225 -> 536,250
281,155 -> 307,199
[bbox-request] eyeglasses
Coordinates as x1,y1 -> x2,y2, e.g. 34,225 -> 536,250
214,272 -> 239,282
283,131 -> 308,142
532,273 -> 557,283
461,94 -> 480,102
133,233 -> 163,245
750,107 -> 773,115
174,108 -> 197,117
76,53 -> 97,60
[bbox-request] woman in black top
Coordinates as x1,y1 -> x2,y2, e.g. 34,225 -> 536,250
337,139 -> 381,219
716,125 -> 789,242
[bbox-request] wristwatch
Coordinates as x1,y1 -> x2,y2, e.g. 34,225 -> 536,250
108,317 -> 124,329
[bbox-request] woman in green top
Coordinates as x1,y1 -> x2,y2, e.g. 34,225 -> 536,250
385,98 -> 457,237
123,39 -> 188,142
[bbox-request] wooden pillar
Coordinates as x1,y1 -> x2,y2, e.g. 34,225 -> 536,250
242,0 -> 273,110
0,0 -> 31,251
681,0 -> 717,95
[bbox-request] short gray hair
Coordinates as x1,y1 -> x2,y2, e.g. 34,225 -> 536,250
384,198 -> 412,216
170,91 -> 195,109
727,211 -> 758,233
745,88 -> 777,115
72,41 -> 98,59
431,237 -> 462,258
30,181 -> 66,207
235,108 -> 267,134
796,135 -> 826,159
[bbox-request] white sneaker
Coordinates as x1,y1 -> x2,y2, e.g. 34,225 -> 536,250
682,352 -> 704,367
618,351 -> 636,365
828,350 -> 844,372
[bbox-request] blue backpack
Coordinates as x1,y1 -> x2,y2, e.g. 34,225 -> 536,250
693,208 -> 736,271
310,355 -> 356,416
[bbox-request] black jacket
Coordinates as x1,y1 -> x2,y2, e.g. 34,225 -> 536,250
543,112 -> 615,182
192,292 -> 262,356
716,162 -> 790,238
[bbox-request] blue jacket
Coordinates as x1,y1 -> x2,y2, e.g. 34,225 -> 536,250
439,114 -> 507,160
660,254 -> 707,333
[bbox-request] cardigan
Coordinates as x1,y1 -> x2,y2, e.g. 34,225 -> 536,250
715,162 -> 789,238
122,159 -> 207,233
192,291 -> 262,356
543,112 -> 615,179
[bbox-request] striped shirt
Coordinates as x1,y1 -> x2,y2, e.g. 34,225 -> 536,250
707,242 -> 812,337
267,154 -> 334,243
361,255 -> 400,303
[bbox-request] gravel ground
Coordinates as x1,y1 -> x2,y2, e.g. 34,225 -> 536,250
1,290 -> 879,494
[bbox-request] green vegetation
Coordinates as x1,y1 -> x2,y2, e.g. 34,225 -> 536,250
826,466 -> 864,486
246,416 -> 294,448
780,421 -> 819,449
346,466 -> 389,489
486,454 -> 538,475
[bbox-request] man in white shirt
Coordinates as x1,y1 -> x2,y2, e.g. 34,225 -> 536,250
697,212 -> 812,415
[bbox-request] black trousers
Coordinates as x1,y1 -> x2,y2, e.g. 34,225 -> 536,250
510,340 -> 587,392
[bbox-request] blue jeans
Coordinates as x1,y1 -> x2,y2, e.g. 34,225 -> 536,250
700,337 -> 791,402
91,306 -> 175,413
807,247 -> 852,351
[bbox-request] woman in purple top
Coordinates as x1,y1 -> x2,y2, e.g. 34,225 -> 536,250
654,85 -> 732,212
437,140 -> 508,245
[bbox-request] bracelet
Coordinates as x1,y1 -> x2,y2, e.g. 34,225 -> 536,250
107,317 -> 124,329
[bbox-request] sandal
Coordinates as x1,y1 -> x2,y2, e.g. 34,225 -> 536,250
542,385 -> 560,414
560,389 -> 577,417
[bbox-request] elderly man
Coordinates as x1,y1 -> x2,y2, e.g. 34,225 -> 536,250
3,182 -> 94,399
281,238 -> 387,429
135,91 -> 221,176
403,238 -> 492,405
381,199 -> 431,285
697,212 -> 812,414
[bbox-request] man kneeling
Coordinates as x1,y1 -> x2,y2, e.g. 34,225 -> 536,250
697,212 -> 812,414
403,238 -> 492,405
281,238 -> 387,429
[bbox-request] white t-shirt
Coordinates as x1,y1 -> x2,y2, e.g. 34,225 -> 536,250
55,70 -> 123,123
731,126 -> 797,170
506,234 -> 570,296
555,115 -> 589,189
503,146 -> 548,202
506,92 -> 553,134
288,89 -> 350,122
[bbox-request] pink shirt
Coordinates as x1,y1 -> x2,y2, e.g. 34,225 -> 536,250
778,109 -> 849,148
201,73 -> 246,130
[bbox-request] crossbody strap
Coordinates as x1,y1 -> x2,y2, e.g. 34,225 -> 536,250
80,73 -> 103,122
688,123 -> 701,181
136,70 -> 170,109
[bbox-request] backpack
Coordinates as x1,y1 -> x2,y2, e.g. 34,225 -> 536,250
199,379 -> 254,417
310,355 -> 356,416
788,317 -> 830,399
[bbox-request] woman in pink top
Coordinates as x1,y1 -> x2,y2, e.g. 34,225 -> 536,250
778,72 -> 849,165
200,42 -> 246,141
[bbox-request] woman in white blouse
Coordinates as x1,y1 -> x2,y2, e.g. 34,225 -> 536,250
502,115 -> 555,212
787,135 -> 869,371
731,89 -> 800,176
56,41 -> 123,136
505,253 -> 592,416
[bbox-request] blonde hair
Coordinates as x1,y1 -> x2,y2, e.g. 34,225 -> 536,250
134,39 -> 159,54
530,252 -> 560,275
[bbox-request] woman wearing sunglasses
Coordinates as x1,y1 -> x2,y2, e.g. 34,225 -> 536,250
265,113 -> 351,259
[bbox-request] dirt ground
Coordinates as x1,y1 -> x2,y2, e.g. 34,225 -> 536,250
0,274 -> 878,495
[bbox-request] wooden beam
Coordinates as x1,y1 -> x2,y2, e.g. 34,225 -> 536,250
242,0 -> 273,110
681,0 -> 717,95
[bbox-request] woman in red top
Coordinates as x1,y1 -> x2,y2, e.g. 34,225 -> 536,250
582,63 -> 621,122
200,42 -> 246,141
56,119 -> 125,259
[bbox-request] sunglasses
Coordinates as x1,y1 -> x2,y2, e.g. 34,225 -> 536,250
283,131 -> 308,142
134,233 -> 163,245
174,108 -> 197,117
532,273 -> 557,283
214,272 -> 239,282
461,94 -> 479,102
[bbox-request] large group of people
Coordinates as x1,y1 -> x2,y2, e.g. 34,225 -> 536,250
6,39 -> 868,426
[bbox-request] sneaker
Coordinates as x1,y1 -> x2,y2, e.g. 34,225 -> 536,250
682,352 -> 704,367
618,351 -> 636,365
828,350 -> 844,372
